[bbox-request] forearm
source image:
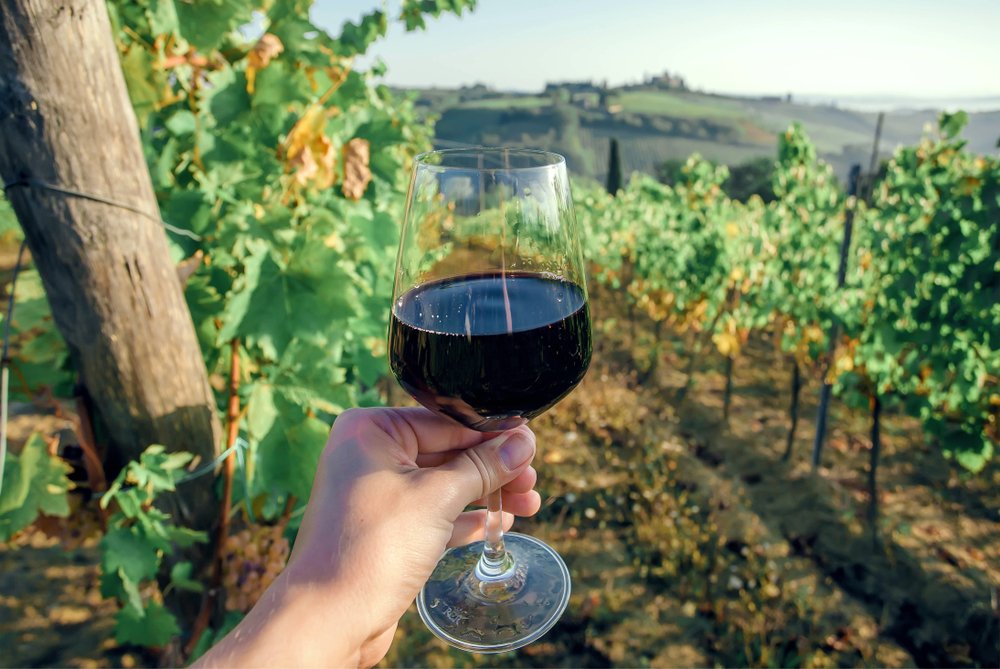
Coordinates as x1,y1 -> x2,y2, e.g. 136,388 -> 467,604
193,573 -> 364,668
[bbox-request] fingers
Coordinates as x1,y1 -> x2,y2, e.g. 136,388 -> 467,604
469,490 -> 541,517
448,510 -> 515,547
470,466 -> 537,500
345,407 -> 503,457
417,428 -> 537,517
503,465 -> 537,495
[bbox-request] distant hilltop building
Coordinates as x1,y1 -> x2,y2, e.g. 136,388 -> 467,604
455,83 -> 499,103
459,83 -> 493,94
646,70 -> 687,90
542,71 -> 690,109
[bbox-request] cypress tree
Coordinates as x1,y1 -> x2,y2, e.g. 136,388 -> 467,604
606,137 -> 623,195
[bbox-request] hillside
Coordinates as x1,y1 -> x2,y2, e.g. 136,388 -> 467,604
400,86 -> 1000,184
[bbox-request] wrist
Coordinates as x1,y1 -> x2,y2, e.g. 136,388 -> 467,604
196,570 -> 366,668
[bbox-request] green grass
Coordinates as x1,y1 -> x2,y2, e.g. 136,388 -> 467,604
615,91 -> 744,120
458,95 -> 550,110
579,129 -> 770,177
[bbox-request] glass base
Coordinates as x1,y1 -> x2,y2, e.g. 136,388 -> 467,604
416,532 -> 571,653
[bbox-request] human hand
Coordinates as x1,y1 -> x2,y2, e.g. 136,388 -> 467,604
194,407 -> 540,668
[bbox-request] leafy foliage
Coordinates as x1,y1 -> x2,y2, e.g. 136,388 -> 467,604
0,434 -> 73,541
103,0 -> 476,512
576,119 -> 998,469
0,268 -> 74,401
761,124 -> 843,366
99,445 -> 207,647
843,113 -> 999,471
0,0 -> 481,653
0,1 -> 995,660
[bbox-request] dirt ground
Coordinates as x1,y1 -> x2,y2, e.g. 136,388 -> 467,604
2,290 -> 998,668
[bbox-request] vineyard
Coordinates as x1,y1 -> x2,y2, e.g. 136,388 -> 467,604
0,1 -> 998,667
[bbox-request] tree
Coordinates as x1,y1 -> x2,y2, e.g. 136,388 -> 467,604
0,0 -> 220,515
606,138 -> 623,195
0,0 -> 479,655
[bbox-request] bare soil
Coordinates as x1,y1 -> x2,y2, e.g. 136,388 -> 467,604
2,291 -> 998,668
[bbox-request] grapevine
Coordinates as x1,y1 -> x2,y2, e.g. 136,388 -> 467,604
0,0 -> 995,659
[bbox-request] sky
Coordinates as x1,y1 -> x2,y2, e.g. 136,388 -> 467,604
311,0 -> 1000,101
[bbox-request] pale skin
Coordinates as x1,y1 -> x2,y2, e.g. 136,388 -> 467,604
193,407 -> 541,668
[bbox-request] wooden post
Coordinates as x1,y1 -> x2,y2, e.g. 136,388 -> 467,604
864,112 -> 885,201
722,355 -> 734,422
0,1 -> 220,523
781,360 -> 801,461
810,164 -> 861,470
867,393 -> 882,546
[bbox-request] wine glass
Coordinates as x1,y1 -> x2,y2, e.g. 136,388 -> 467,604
388,148 -> 592,652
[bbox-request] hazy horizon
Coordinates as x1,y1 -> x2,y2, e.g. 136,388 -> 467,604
314,0 -> 1000,106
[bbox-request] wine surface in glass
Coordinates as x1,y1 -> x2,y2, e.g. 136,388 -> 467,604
389,271 -> 591,432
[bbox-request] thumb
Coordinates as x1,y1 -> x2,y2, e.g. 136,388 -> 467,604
427,428 -> 536,516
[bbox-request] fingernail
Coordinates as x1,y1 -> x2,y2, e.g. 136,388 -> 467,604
499,433 -> 533,471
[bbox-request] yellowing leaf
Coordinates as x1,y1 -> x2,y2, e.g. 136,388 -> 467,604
713,316 -> 741,357
826,345 -> 856,384
246,34 -> 284,94
713,331 -> 739,357
341,138 -> 372,201
958,175 -> 981,196
282,105 -> 337,190
363,336 -> 386,358
804,325 -> 824,344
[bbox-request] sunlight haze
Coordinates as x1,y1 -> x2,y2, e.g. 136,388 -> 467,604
314,0 -> 1000,103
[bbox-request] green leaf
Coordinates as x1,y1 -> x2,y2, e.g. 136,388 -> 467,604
0,433 -> 72,540
146,0 -> 180,36
266,339 -> 352,415
165,109 -> 197,136
219,243 -> 359,360
2,270 -> 74,402
247,382 -> 279,444
118,567 -> 145,614
119,43 -> 161,125
939,110 -> 969,139
114,601 -> 181,647
169,561 -> 205,592
255,394 -> 330,500
164,524 -> 209,549
252,61 -> 311,108
955,446 -> 990,473
354,210 -> 399,250
163,189 -> 213,235
205,68 -> 251,127
101,526 -> 160,586
401,0 -> 478,31
336,10 -> 387,56
174,0 -> 252,52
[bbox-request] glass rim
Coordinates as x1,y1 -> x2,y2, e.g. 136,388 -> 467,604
414,147 -> 566,173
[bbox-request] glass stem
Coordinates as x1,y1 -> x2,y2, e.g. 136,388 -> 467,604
476,489 -> 514,579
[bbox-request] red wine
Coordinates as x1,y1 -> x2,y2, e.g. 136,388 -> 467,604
389,272 -> 592,432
